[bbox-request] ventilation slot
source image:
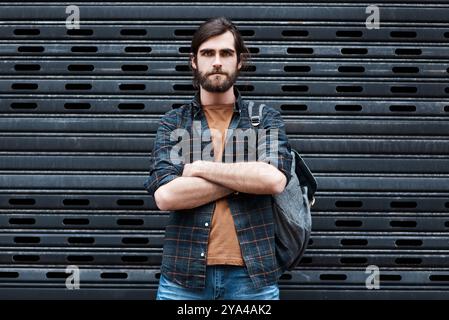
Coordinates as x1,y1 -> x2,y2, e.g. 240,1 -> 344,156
11,83 -> 38,90
63,218 -> 90,225
379,274 -> 402,281
18,46 -> 44,53
390,220 -> 417,228
46,272 -> 67,279
338,66 -> 365,73
178,47 -> 190,53
117,199 -> 144,206
101,272 -> 128,279
118,103 -> 145,110
121,65 -> 149,72
14,237 -> 40,244
65,83 -> 92,90
120,29 -> 147,36
390,201 -> 417,208
336,86 -> 363,93
335,104 -> 362,112
282,30 -> 309,37
341,48 -> 368,55
71,46 -> 98,53
173,84 -> 195,91
395,239 -> 423,247
122,256 -> 148,263
9,218 -> 36,225
122,237 -> 149,245
67,64 -> 94,72
395,48 -> 421,56
14,64 -> 41,71
67,29 -> 93,36
63,199 -> 90,206
340,257 -> 367,264
10,102 -> 37,109
119,84 -> 146,91
124,46 -> 152,53
281,85 -> 309,92
242,65 -> 256,72
117,219 -> 144,226
390,31 -> 417,38
392,66 -> 419,74
430,275 -> 449,281
248,47 -> 259,54
335,220 -> 362,227
284,65 -> 311,72
68,237 -> 95,244
335,201 -> 363,208
390,86 -> 417,94
174,29 -> 195,36
13,255 -> 40,262
389,105 -> 416,112
280,104 -> 308,111
340,239 -> 368,246
175,65 -> 190,72
0,272 -> 19,278
67,255 -> 94,262
336,30 -> 363,38
395,258 -> 422,265
14,28 -> 40,36
9,198 -> 36,205
235,85 -> 255,92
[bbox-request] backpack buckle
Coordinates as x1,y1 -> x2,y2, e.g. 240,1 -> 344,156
251,116 -> 260,127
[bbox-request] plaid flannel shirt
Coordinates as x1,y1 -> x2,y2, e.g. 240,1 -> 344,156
144,87 -> 293,289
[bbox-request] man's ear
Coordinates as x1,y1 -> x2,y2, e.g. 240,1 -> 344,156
190,53 -> 197,70
237,53 -> 243,70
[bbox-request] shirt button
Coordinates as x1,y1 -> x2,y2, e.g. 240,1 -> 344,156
204,222 -> 209,227
200,252 -> 205,257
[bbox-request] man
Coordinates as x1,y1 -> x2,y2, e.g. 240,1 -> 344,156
144,17 -> 292,300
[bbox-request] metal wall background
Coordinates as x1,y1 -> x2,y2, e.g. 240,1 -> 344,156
0,1 -> 448,299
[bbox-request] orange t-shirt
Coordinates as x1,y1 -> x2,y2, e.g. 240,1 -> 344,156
202,103 -> 245,266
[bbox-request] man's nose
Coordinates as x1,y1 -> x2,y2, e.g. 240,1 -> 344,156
212,54 -> 222,68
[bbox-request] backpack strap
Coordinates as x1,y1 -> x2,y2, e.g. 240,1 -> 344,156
248,101 -> 265,128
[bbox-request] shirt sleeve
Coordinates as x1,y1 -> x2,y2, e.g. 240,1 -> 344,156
143,109 -> 184,196
257,106 -> 293,185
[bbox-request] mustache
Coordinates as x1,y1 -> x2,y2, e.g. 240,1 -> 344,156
207,71 -> 227,76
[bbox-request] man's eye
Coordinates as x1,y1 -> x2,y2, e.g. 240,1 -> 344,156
204,51 -> 213,56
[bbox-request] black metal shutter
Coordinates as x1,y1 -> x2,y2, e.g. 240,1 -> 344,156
1,1 -> 449,299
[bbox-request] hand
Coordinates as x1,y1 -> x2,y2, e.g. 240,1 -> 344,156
182,160 -> 206,177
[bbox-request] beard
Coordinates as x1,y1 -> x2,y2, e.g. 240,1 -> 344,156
193,67 -> 239,93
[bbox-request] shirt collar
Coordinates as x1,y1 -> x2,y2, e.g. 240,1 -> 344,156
192,86 -> 242,116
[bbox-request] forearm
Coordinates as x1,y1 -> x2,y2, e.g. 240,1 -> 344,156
154,176 -> 234,211
194,161 -> 286,195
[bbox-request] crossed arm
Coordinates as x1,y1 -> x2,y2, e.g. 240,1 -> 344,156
154,160 -> 287,211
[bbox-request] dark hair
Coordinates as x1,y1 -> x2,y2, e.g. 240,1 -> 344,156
189,17 -> 250,87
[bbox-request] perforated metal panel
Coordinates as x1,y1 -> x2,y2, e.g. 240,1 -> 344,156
1,2 -> 449,299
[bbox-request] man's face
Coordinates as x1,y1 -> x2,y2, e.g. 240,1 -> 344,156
191,31 -> 242,93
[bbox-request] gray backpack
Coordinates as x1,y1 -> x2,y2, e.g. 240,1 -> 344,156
248,102 -> 316,270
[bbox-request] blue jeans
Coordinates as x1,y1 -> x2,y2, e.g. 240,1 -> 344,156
156,265 -> 280,300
